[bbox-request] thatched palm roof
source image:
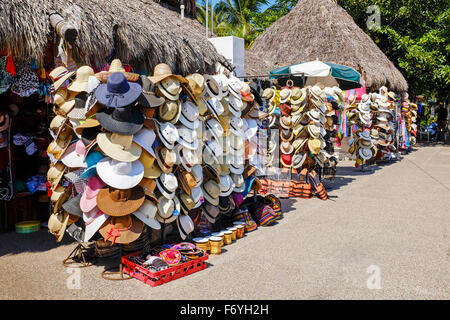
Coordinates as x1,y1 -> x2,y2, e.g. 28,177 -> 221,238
0,0 -> 223,75
248,0 -> 408,92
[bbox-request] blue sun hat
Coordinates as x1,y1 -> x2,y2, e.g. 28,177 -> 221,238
80,150 -> 105,179
95,72 -> 142,108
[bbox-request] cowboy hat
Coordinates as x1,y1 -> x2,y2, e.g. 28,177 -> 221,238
228,76 -> 243,100
219,175 -> 234,197
153,70 -> 186,101
136,75 -> 165,108
177,125 -> 199,150
97,186 -> 145,217
292,152 -> 307,169
48,210 -> 71,242
97,132 -> 142,163
280,154 -> 292,168
138,177 -> 159,204
176,167 -> 197,195
359,112 -> 371,125
308,138 -> 321,155
155,120 -> 179,150
206,118 -> 224,142
280,128 -> 294,142
96,157 -> 144,189
280,141 -> 294,155
156,172 -> 178,199
358,147 -> 373,160
229,116 -> 245,139
204,75 -> 223,100
201,179 -> 220,206
178,101 -> 199,130
178,192 -> 195,215
158,99 -> 182,124
279,88 -> 292,104
99,214 -> 144,245
156,195 -> 181,224
358,130 -> 372,141
155,146 -> 176,174
185,73 -> 206,99
133,199 -> 161,230
177,214 -> 194,240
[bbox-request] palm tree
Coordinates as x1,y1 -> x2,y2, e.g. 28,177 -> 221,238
196,0 -> 269,48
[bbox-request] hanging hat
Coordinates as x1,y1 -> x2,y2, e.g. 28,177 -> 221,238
306,109 -> 321,123
307,124 -> 321,139
279,88 -> 292,104
204,75 -> 223,99
293,136 -> 308,152
219,175 -> 234,197
83,208 -> 109,242
228,95 -> 243,118
136,75 -> 165,108
280,116 -> 292,129
280,128 -> 294,142
359,147 -> 373,160
280,154 -> 292,168
49,66 -> 76,91
176,146 -> 197,172
206,97 -> 225,119
262,87 -> 275,101
68,66 -> 95,92
229,117 -> 245,139
308,138 -> 321,155
191,185 -> 204,208
47,162 -> 66,191
231,173 -> 245,193
243,118 -> 258,140
206,118 -> 224,142
74,118 -> 100,136
240,82 -> 254,103
148,63 -> 187,85
94,72 -> 142,108
62,194 -> 83,218
280,141 -> 294,155
99,214 -> 144,245
177,125 -> 199,150
290,87 -> 305,105
48,211 -> 70,242
97,132 -> 142,162
96,106 -> 144,135
96,157 -> 144,189
358,130 -> 372,141
185,73 -> 206,99
133,127 -> 156,158
202,202 -> 220,223
228,76 -> 243,99
80,176 -> 106,212
279,103 -> 291,117
155,146 -> 176,174
359,112 -> 371,125
141,151 -> 161,179
47,133 -> 73,161
133,199 -> 160,230
60,139 -> 87,168
179,101 -> 199,130
49,115 -> 69,139
177,168 -> 197,196
155,121 -> 179,150
97,185 -> 145,217
229,157 -> 244,175
67,92 -> 88,120
201,179 -> 220,206
156,195 -> 181,224
80,150 -> 104,179
95,59 -> 139,82
156,172 -> 178,199
292,152 -> 307,169
176,214 -> 195,240
178,192 -> 195,215
158,99 -> 182,124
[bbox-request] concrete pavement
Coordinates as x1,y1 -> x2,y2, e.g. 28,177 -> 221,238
0,144 -> 449,299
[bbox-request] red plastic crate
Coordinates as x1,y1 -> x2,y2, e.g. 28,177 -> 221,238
121,252 -> 209,287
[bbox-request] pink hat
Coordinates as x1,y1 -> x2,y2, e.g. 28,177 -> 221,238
232,192 -> 244,207
80,176 -> 106,212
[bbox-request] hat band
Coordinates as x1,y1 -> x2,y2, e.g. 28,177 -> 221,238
178,217 -> 189,237
53,70 -> 69,81
160,81 -> 178,97
85,211 -> 103,226
157,177 -> 175,195
180,198 -> 190,213
104,217 -> 132,245
105,93 -> 125,108
206,81 -> 219,96
203,205 -> 217,220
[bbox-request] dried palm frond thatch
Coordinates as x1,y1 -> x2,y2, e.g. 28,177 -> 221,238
247,0 -> 408,92
0,0 -> 223,75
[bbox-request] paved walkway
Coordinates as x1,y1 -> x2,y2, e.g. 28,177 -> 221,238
0,144 -> 449,299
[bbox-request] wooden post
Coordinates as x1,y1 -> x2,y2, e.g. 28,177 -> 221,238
49,12 -> 78,44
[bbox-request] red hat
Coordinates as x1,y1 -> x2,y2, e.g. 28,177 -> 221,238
279,104 -> 291,117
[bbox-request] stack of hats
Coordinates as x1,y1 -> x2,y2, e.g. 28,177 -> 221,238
399,92 -> 418,146
372,91 -> 396,158
47,59 -> 266,247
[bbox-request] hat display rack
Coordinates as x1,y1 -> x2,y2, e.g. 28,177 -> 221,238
400,96 -> 418,150
257,80 -> 343,199
47,58 -> 285,281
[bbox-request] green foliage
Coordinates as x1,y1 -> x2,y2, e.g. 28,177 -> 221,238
337,0 -> 450,100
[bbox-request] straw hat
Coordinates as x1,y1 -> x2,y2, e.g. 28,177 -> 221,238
359,147 -> 373,160
155,121 -> 179,150
156,195 -> 181,224
359,112 -> 371,125
262,87 -> 275,101
68,66 -> 95,92
185,73 -> 206,99
97,186 -> 145,217
358,130 -> 372,141
133,199 -> 160,230
240,82 -> 254,102
159,99 -> 182,124
280,141 -> 294,155
60,139 -> 87,168
201,179 -> 220,206
99,214 -> 144,245
279,88 -> 292,103
179,101 -> 200,130
138,177 -> 159,204
96,157 -> 144,189
228,76 -> 243,100
156,172 -> 178,199
292,152 -> 307,169
97,132 -> 142,162
308,138 -> 321,155
136,75 -> 165,108
177,214 -> 195,240
308,124 -> 321,139
280,128 -> 294,142
50,66 -> 76,91
177,126 -> 199,150
155,146 -> 176,174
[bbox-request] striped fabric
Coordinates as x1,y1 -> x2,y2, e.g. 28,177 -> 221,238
309,170 -> 328,200
254,205 -> 277,226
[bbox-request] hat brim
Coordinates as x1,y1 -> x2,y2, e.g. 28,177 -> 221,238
133,204 -> 161,230
97,133 -> 142,163
61,144 -> 88,169
99,215 -> 144,244
97,186 -> 145,217
84,211 -> 109,242
96,158 -> 144,189
155,178 -> 176,200
95,82 -> 142,108
96,108 -> 144,135
179,114 -> 199,130
137,92 -> 165,108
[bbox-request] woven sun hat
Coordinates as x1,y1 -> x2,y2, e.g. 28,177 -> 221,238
67,66 -> 95,93
133,199 -> 161,230
359,112 -> 371,125
153,71 -> 186,102
280,128 -> 294,142
240,82 -> 254,103
156,195 -> 181,224
97,132 -> 142,162
60,139 -> 87,168
133,127 -> 156,158
290,87 -> 305,105
280,116 -> 292,129
47,133 -> 74,161
307,109 -> 321,123
177,125 -> 199,150
158,99 -> 182,124
280,141 -> 294,155
177,214 -> 195,240
99,214 -> 144,245
154,120 -> 179,150
96,185 -> 145,217
262,87 -> 275,101
279,88 -> 292,104
219,175 -> 234,197
201,179 -> 220,206
96,106 -> 144,135
228,76 -> 243,99
96,157 -> 144,189
49,66 -> 76,91
292,152 -> 307,169
359,147 -> 373,160
136,75 -> 165,108
202,202 -> 220,223
377,114 -> 389,122
48,210 -> 70,242
176,145 -> 197,172
74,118 -> 100,136
307,124 -> 321,139
205,118 -> 224,142
178,101 -> 199,130
185,73 -> 206,99
95,72 -> 142,108
67,92 -> 88,120
178,191 -> 196,215
308,138 -> 321,155
204,138 -> 224,164
358,129 -> 372,141
80,176 -> 106,212
155,146 -> 176,174
156,172 -> 178,200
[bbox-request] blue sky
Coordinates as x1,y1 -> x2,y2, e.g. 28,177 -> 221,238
200,0 -> 277,12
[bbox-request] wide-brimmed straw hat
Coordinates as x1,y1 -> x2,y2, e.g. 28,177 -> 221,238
99,214 -> 144,245
156,195 -> 181,224
96,106 -> 144,135
97,132 -> 142,162
136,75 -> 165,108
49,66 -> 76,91
96,157 -> 144,189
68,66 -> 95,93
97,186 -> 145,217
